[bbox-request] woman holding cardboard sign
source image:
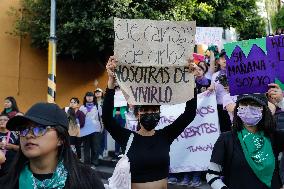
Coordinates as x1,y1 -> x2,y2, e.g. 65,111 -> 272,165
103,56 -> 197,189
207,50 -> 232,132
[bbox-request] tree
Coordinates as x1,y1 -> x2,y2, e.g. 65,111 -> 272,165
10,0 -> 175,60
167,0 -> 266,39
272,6 -> 284,31
265,0 -> 281,32
10,0 -> 266,61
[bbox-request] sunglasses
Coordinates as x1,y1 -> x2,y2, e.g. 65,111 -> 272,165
20,125 -> 54,137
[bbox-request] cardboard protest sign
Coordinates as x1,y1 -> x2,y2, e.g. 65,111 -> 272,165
224,36 -> 284,95
114,18 -> 196,105
195,27 -> 223,48
156,92 -> 220,172
266,35 -> 284,83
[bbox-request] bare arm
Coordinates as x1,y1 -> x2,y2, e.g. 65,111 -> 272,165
6,143 -> 19,151
0,150 -> 5,164
208,50 -> 216,76
102,56 -> 132,147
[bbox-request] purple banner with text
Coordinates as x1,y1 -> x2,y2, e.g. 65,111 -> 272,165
224,35 -> 284,95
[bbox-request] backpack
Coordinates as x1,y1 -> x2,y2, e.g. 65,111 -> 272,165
104,133 -> 134,189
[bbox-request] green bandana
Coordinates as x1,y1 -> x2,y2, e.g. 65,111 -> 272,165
5,108 -> 12,113
19,160 -> 68,189
237,129 -> 275,187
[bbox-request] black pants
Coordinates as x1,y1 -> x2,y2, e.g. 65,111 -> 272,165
82,132 -> 102,165
70,136 -> 81,159
280,153 -> 284,185
275,111 -> 284,184
75,137 -> 82,159
217,105 -> 232,133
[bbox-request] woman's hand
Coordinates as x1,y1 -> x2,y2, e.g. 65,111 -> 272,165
0,150 -> 5,164
207,83 -> 215,92
0,142 -> 18,151
267,83 -> 283,105
106,56 -> 117,89
187,56 -> 196,73
0,142 -> 6,150
5,143 -> 19,151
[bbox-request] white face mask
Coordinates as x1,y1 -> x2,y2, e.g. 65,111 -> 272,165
237,105 -> 263,126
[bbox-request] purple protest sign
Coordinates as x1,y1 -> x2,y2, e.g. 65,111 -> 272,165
226,45 -> 276,95
266,35 -> 284,83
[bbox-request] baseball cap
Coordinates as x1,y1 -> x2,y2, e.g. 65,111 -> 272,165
7,102 -> 69,131
85,91 -> 94,96
95,88 -> 103,93
236,94 -> 268,106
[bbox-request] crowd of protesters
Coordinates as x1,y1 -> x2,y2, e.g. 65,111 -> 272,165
0,30 -> 283,189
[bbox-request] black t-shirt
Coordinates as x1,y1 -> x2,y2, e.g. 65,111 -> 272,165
102,88 -> 197,183
211,131 -> 284,189
33,172 -> 53,180
0,131 -> 19,176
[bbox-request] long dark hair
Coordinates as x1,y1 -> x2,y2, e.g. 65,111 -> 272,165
94,91 -> 104,106
67,107 -> 77,129
0,126 -> 103,189
232,99 -> 276,137
83,93 -> 95,107
197,61 -> 209,74
2,96 -> 19,113
70,97 -> 80,104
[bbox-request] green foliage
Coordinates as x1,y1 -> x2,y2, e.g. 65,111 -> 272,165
165,0 -> 215,25
272,6 -> 284,31
167,0 -> 266,39
10,0 -> 175,60
236,16 -> 266,40
265,0 -> 281,31
9,0 -> 266,60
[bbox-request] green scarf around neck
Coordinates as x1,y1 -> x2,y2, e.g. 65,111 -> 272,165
5,108 -> 12,113
237,128 -> 275,187
19,160 -> 68,189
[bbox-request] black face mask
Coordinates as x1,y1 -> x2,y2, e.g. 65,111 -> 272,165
140,113 -> 160,131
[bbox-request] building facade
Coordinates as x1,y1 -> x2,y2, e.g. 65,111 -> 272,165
0,0 -> 108,112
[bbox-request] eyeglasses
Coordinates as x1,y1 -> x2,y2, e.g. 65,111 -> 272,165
20,126 -> 54,137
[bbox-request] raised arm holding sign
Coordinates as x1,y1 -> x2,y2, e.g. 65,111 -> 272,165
103,18 -> 201,189
104,55 -> 197,189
